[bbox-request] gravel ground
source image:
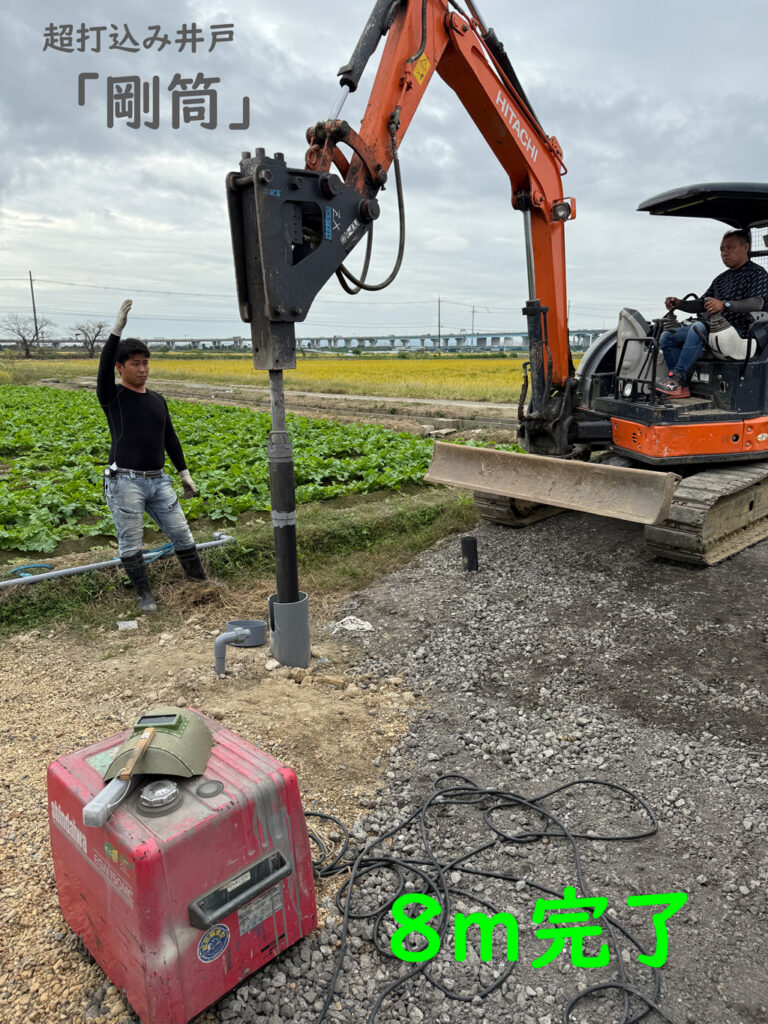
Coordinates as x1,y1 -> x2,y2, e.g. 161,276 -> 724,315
5,510 -> 767,1024
213,512 -> 767,1024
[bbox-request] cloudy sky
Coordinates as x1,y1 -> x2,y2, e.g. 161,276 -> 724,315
2,0 -> 767,342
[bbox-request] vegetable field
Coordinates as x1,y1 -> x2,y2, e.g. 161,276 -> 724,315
0,386 -> 436,554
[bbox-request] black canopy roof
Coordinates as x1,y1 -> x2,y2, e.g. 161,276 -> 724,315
637,183 -> 768,229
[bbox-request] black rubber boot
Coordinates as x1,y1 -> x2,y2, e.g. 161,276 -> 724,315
176,545 -> 207,581
121,552 -> 158,614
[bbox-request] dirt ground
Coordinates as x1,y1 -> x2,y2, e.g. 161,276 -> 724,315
44,376 -> 516,437
4,511 -> 767,1024
3,384 -> 766,1024
0,583 -> 419,1024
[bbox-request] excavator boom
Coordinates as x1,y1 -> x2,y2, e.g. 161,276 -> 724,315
226,0 -> 574,400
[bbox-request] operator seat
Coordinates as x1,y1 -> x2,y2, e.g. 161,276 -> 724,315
690,313 -> 768,411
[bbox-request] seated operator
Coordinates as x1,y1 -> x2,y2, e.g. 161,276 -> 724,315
656,229 -> 768,398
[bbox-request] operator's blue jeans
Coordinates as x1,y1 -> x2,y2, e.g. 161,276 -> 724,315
104,472 -> 195,558
659,322 -> 708,380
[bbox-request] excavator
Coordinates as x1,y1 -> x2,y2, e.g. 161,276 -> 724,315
226,0 -> 768,566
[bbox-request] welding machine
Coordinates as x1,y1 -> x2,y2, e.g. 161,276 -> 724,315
47,708 -> 317,1024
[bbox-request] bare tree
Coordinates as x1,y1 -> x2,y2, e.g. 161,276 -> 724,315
71,320 -> 109,357
0,314 -> 55,358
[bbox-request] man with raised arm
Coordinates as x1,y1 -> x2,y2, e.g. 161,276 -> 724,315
97,299 -> 206,614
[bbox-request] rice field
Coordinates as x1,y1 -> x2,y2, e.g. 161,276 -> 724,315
4,354 -> 527,402
153,356 -> 527,401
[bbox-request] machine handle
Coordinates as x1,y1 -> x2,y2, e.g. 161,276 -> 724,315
117,727 -> 155,781
82,776 -> 138,828
188,850 -> 291,930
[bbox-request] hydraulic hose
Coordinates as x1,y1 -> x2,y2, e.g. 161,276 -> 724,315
335,222 -> 374,296
335,122 -> 406,292
406,0 -> 429,64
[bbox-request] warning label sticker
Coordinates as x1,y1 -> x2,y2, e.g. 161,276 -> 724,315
413,54 -> 430,84
238,885 -> 283,935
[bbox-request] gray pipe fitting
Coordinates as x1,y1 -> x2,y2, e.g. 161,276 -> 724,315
214,619 -> 266,675
268,592 -> 311,669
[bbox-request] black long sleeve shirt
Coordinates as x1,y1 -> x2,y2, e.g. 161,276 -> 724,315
96,335 -> 187,472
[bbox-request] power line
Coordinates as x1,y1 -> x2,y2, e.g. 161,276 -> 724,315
10,276 -> 507,310
36,278 -> 237,299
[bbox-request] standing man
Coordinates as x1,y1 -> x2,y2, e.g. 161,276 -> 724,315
98,300 -> 206,614
657,230 -> 768,398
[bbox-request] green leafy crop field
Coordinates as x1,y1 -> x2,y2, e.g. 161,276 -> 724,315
0,386 -> 436,553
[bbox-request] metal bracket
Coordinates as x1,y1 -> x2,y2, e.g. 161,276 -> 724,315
226,149 -> 378,370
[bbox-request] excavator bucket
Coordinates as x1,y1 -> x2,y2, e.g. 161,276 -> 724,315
425,442 -> 681,526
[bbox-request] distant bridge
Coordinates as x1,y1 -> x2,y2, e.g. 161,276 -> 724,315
293,330 -> 603,353
10,329 -> 605,353
156,329 -> 604,352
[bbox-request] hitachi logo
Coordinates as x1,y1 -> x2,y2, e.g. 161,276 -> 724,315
496,91 -> 538,162
51,801 -> 88,853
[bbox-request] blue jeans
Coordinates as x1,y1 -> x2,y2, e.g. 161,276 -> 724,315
659,322 -> 708,380
104,471 -> 195,558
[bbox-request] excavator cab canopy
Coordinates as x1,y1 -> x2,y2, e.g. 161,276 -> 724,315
638,182 -> 768,230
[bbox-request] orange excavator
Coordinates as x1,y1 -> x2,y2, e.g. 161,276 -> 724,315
226,0 -> 768,565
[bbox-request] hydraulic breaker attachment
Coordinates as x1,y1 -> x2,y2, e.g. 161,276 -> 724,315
425,442 -> 681,525
226,149 -> 378,370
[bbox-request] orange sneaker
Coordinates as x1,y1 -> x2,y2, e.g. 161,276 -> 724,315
656,373 -> 690,399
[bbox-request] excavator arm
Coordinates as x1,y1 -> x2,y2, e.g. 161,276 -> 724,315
226,0 -> 575,450
225,0 -> 681,532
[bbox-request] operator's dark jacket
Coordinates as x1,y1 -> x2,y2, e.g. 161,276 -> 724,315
677,261 -> 768,337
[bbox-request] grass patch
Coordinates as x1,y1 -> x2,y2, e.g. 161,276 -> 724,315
0,488 -> 476,638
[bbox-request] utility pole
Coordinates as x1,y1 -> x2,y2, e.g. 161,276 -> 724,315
471,305 -> 476,349
437,295 -> 442,355
28,271 -> 39,340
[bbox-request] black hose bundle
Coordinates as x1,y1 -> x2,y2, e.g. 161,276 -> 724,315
306,771 -> 683,1024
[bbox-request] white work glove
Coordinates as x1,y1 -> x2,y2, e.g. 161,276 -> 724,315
179,469 -> 198,498
112,299 -> 132,336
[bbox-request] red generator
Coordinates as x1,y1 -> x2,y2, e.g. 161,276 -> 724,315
47,709 -> 317,1024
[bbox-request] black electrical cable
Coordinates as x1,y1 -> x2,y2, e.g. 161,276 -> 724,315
307,811 -> 351,876
305,772 -> 682,1024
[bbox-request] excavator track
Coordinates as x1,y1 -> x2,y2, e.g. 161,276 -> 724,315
475,454 -> 768,564
473,493 -> 563,527
643,462 -> 768,565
